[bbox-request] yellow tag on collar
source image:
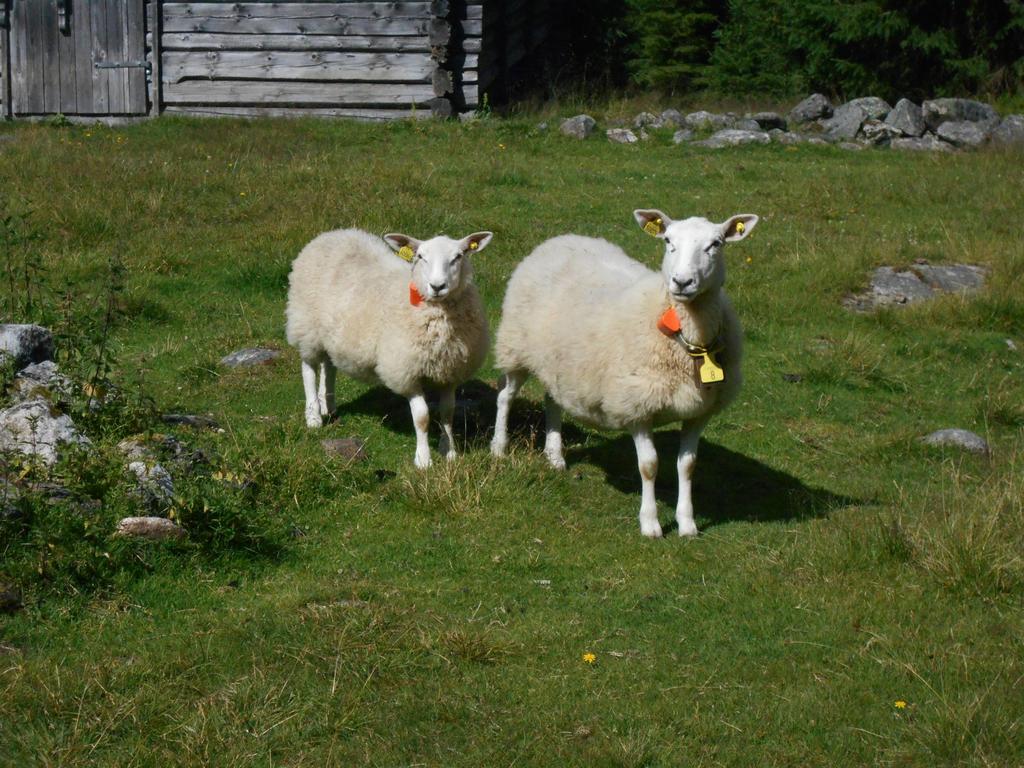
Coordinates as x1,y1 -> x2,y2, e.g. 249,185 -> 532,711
735,221 -> 745,234
398,245 -> 415,261
698,351 -> 725,384
643,218 -> 663,237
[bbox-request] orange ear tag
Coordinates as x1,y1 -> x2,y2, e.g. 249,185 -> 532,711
657,307 -> 681,336
409,282 -> 423,306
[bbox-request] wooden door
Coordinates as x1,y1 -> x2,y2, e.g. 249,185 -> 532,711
9,0 -> 146,116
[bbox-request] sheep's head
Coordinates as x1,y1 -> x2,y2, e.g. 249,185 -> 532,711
633,210 -> 758,303
383,232 -> 493,302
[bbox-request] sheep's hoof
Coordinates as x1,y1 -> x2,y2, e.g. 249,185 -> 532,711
545,452 -> 567,470
640,521 -> 663,538
490,438 -> 507,457
677,520 -> 700,538
305,413 -> 323,428
414,453 -> 432,470
445,451 -> 457,462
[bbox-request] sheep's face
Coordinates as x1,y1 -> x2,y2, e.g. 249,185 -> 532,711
383,232 -> 493,302
634,210 -> 758,303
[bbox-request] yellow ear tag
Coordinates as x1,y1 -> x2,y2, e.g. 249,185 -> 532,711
469,241 -> 478,250
698,351 -> 725,384
398,245 -> 415,262
735,221 -> 746,235
643,218 -> 662,237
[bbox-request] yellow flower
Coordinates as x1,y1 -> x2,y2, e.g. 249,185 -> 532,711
239,192 -> 247,197
745,256 -> 752,264
894,700 -> 907,709
582,652 -> 596,664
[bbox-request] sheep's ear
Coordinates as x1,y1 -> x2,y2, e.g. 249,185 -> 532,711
634,209 -> 671,238
383,233 -> 421,261
459,231 -> 493,255
721,215 -> 758,242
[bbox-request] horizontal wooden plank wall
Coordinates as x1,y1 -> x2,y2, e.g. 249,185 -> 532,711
152,0 -> 482,119
1,3 -> 8,119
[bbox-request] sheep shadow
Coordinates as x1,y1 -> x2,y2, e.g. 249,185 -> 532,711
573,431 -> 859,533
331,378 -> 502,446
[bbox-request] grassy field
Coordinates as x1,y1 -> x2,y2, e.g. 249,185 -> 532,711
1,114 -> 1022,767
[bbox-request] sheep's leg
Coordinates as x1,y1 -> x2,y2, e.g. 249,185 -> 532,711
437,386 -> 457,461
632,426 -> 662,538
676,417 -> 709,537
409,393 -> 432,469
301,359 -> 322,428
543,395 -> 567,469
318,360 -> 336,418
491,370 -> 525,457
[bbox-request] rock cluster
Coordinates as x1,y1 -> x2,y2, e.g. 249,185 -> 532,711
557,95 -> 1023,152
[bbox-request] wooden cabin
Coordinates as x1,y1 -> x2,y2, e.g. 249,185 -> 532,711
0,0 -> 555,121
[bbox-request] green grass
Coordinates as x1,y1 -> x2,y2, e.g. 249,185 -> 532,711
1,114 -> 1023,767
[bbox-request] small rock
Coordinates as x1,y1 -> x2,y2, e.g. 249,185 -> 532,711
846,96 -> 892,120
11,361 -> 74,402
773,131 -> 809,145
535,121 -> 548,133
0,398 -> 90,465
1006,339 -> 1018,352
921,429 -> 989,455
885,98 -> 926,137
922,98 -> 999,132
672,128 -> 694,144
606,128 -> 639,144
560,114 -> 596,140
821,102 -> 868,140
115,516 -> 187,541
660,108 -> 684,127
161,413 -> 220,429
128,461 -> 175,508
891,135 -> 954,152
839,141 -> 866,151
990,115 -> 1024,145
0,324 -> 54,368
322,437 -> 368,462
789,93 -> 833,123
732,118 -> 762,132
692,129 -> 771,148
936,120 -> 990,149
861,119 -> 903,146
0,584 -> 23,614
684,110 -> 731,131
805,137 -> 830,146
219,347 -> 280,367
750,112 -> 786,131
633,111 -> 664,129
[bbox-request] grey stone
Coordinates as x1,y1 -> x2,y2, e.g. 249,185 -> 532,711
789,93 -> 833,123
936,120 -> 990,149
922,98 -> 999,131
773,131 -> 809,145
846,97 -> 892,120
219,347 -> 281,367
990,115 -> 1024,145
885,98 -> 926,137
891,135 -> 954,152
751,112 -> 786,131
560,114 -> 596,140
11,361 -> 74,402
128,461 -> 175,508
0,398 -> 90,465
821,102 -> 868,140
913,263 -> 986,293
921,429 -> 989,455
861,119 -> 903,146
1006,339 -> 1018,352
161,413 -> 220,429
684,110 -> 731,131
839,141 -> 866,151
692,129 -> 771,148
633,111 -> 664,129
535,121 -> 548,133
805,137 -> 830,146
115,516 -> 187,541
672,129 -> 694,144
730,118 -> 760,132
606,128 -> 639,144
322,437 -> 368,462
660,108 -> 684,127
0,325 -> 54,368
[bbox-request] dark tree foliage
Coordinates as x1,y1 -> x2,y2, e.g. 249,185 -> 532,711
704,0 -> 1024,100
624,0 -> 727,93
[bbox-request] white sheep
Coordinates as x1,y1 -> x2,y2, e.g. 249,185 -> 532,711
491,210 -> 758,537
285,228 -> 492,468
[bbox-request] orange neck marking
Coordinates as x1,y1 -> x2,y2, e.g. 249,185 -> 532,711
409,282 -> 424,307
657,307 -> 681,336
